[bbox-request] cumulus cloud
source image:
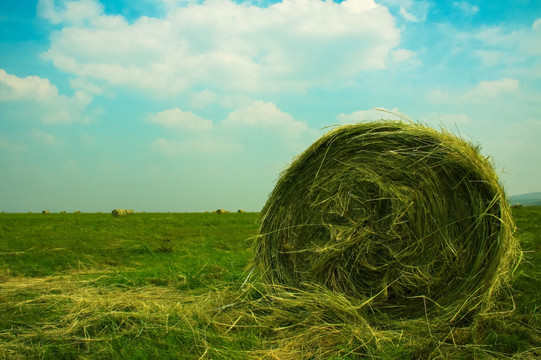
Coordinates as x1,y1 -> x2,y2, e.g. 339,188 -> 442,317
37,0 -> 103,25
223,100 -> 310,139
147,108 -> 213,132
426,78 -> 520,105
0,69 -> 93,123
468,19 -> 541,59
0,69 -> 58,101
149,100 -> 316,155
466,78 -> 519,99
40,0 -> 400,95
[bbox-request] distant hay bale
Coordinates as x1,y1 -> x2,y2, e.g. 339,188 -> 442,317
512,204 -> 523,209
254,120 -> 519,322
111,209 -> 135,217
74,211 -> 81,214
238,209 -> 246,213
42,210 -> 50,214
111,209 -> 127,217
216,209 -> 229,214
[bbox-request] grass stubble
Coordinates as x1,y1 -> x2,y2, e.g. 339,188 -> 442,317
0,122 -> 540,359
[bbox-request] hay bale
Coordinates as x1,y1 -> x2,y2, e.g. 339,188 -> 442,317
111,209 -> 127,217
238,209 -> 246,213
512,204 -> 523,209
111,209 -> 135,217
254,121 -> 518,322
216,209 -> 229,214
74,211 -> 81,214
42,210 -> 50,214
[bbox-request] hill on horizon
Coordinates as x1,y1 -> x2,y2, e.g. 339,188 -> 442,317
510,192 -> 541,207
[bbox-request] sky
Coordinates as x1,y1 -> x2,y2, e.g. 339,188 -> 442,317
0,0 -> 540,213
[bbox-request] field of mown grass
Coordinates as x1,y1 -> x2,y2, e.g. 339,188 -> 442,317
0,208 -> 539,359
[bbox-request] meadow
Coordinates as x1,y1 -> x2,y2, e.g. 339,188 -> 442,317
0,208 -> 539,359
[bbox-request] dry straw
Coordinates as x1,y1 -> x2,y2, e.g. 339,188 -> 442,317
111,209 -> 135,217
111,209 -> 127,217
254,120 -> 519,323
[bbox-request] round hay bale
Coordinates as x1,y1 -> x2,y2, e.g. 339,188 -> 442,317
125,209 -> 135,215
254,121 -> 518,322
238,209 -> 246,213
42,210 -> 50,214
216,209 -> 228,214
111,209 -> 127,217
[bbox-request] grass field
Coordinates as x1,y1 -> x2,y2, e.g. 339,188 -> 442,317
0,209 -> 539,359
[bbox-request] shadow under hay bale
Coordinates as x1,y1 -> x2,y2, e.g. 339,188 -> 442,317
254,120 -> 519,323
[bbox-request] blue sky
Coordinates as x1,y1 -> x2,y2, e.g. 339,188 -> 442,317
1,0 -> 540,212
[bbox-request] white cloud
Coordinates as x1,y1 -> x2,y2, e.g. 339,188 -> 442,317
390,48 -> 422,66
337,107 -> 404,124
69,77 -> 103,95
399,6 -> 418,22
381,0 -> 429,22
149,100 -> 317,156
466,78 -> 519,99
0,69 -> 57,101
426,78 -> 520,105
223,100 -> 309,138
189,90 -> 248,109
37,0 -> 103,25
147,108 -> 213,132
40,0 -> 400,95
0,69 -> 93,124
471,20 -> 541,58
453,2 -> 479,16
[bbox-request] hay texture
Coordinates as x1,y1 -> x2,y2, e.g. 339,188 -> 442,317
111,209 -> 134,217
255,121 -> 518,322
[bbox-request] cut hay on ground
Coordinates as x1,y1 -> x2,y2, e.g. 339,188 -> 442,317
254,120 -> 519,323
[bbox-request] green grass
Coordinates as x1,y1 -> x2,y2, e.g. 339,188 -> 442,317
0,209 -> 540,359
